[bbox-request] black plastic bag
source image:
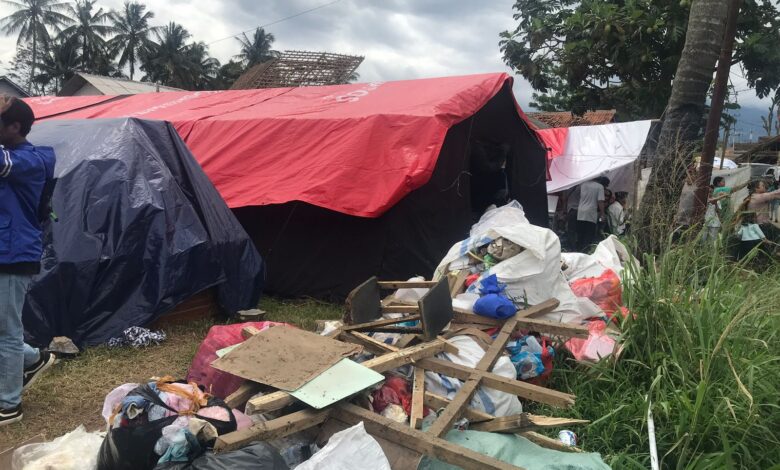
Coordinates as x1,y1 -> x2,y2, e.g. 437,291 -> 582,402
97,382 -> 237,470
154,442 -> 289,470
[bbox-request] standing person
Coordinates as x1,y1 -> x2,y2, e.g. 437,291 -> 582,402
607,191 -> 629,236
576,177 -> 608,251
0,96 -> 57,427
735,211 -> 766,261
703,186 -> 729,243
743,180 -> 780,241
563,186 -> 580,251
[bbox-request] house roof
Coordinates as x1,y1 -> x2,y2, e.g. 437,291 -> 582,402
734,134 -> 780,163
0,76 -> 30,97
231,50 -> 364,90
58,73 -> 183,96
526,110 -> 617,128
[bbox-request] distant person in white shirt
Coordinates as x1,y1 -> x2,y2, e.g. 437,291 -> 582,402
576,177 -> 609,251
607,191 -> 628,236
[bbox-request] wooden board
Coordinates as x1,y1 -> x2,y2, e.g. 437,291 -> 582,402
342,314 -> 421,332
334,403 -> 524,470
211,327 -> 362,391
417,357 -> 575,408
448,270 -> 470,297
224,382 -> 263,408
378,281 -> 438,289
215,408 -> 330,452
418,277 -> 454,340
470,414 -> 589,433
410,367 -> 426,429
245,339 -> 449,415
346,276 -> 382,323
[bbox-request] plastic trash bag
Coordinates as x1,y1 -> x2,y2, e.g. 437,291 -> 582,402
153,442 -> 288,470
296,422 -> 391,470
13,425 -> 104,470
425,335 -> 522,417
565,321 -> 618,362
569,269 -> 623,316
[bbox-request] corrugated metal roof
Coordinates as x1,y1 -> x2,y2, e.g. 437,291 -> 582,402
59,73 -> 183,96
0,76 -> 30,97
526,110 -> 616,128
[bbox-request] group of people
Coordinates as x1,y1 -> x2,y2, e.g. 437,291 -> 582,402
560,177 -> 629,252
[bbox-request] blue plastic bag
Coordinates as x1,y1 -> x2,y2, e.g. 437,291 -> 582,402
474,294 -> 517,319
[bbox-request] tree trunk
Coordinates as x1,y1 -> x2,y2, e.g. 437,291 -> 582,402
719,123 -> 730,169
634,0 -> 730,255
29,33 -> 37,94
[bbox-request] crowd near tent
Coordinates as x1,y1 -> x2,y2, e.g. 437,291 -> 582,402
24,119 -> 265,346
28,73 -> 549,298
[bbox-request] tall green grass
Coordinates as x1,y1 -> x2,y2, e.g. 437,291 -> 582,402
540,241 -> 780,469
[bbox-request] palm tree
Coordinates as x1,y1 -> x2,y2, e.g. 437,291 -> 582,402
234,27 -> 277,67
60,0 -> 116,72
187,41 -> 219,90
0,0 -> 73,93
635,0 -> 730,254
141,22 -> 196,88
34,34 -> 80,92
109,1 -> 156,80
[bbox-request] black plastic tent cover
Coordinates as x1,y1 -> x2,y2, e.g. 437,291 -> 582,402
23,118 -> 265,347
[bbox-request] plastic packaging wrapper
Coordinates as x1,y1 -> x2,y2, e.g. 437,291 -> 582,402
565,321 -> 619,362
12,425 -> 104,470
562,236 -> 636,282
23,119 -> 265,347
296,422 -> 391,470
435,201 -> 584,323
425,335 -> 522,417
506,336 -> 554,381
187,322 -> 290,398
153,442 -> 288,470
569,269 -> 623,316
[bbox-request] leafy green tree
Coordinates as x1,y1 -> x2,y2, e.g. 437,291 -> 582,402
211,59 -> 244,90
186,41 -> 219,90
500,0 -> 780,121
141,22 -> 219,90
109,1 -> 156,80
61,0 -> 117,72
0,0 -> 72,93
234,27 -> 277,67
34,34 -> 80,92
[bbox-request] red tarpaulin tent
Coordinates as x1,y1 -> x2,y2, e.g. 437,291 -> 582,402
28,73 -> 549,297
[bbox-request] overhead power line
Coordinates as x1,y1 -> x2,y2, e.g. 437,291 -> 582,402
207,0 -> 343,46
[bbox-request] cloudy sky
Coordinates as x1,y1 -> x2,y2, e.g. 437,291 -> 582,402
0,0 -> 774,134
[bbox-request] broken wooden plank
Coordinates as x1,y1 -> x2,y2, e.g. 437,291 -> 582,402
241,325 -> 262,339
342,314 -> 421,331
340,331 -> 400,354
245,339 -> 449,415
448,270 -> 470,298
418,357 -> 574,408
470,414 -> 589,433
514,318 -> 590,339
366,326 -> 424,334
334,403 -> 524,470
224,382 -> 263,409
378,281 -> 438,290
410,367 -> 426,430
214,408 -> 330,453
520,431 -> 584,453
422,392 -> 584,453
380,305 -> 421,314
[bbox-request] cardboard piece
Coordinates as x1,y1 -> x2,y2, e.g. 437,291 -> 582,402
211,327 -> 362,391
290,358 -> 384,409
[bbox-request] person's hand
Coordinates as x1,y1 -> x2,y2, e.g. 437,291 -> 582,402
0,94 -> 14,115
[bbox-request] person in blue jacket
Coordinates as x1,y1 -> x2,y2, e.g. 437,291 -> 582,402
0,96 -> 57,427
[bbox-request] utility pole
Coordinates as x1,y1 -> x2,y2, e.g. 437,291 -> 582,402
693,0 -> 742,222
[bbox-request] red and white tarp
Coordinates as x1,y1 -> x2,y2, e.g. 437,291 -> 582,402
537,120 -> 653,194
27,73 -> 536,218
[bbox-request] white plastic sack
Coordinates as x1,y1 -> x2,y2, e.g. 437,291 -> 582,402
393,276 -> 430,303
562,236 -> 636,282
425,336 -> 523,417
12,425 -> 104,470
435,201 -> 585,323
295,422 -> 390,470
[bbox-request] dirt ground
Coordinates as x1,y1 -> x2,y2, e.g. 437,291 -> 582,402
0,297 -> 342,453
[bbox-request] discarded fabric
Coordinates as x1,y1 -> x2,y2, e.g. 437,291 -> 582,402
107,327 -> 166,348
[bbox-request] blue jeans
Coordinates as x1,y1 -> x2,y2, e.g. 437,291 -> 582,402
0,273 -> 40,409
